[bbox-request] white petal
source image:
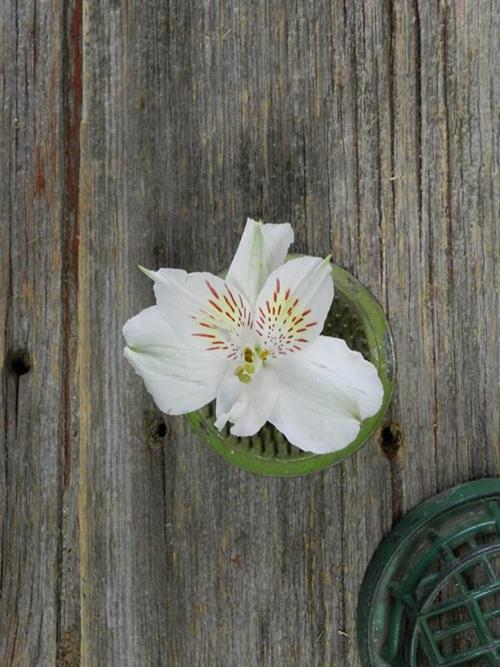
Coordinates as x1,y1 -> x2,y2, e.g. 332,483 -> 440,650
226,218 -> 294,305
142,267 -> 254,360
253,256 -> 333,358
292,336 -> 384,419
268,336 -> 383,453
123,306 -> 228,414
215,366 -> 279,437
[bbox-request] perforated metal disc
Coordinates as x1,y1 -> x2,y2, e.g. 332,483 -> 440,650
186,262 -> 395,476
357,478 -> 500,666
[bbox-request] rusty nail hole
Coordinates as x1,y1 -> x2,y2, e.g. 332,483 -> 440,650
380,423 -> 403,460
7,348 -> 32,375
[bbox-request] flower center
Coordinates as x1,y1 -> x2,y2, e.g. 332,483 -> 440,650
234,346 -> 269,383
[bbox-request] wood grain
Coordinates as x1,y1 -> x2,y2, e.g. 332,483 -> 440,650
0,0 -> 66,664
1,0 -> 498,665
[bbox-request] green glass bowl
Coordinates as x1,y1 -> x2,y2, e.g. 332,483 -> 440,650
186,263 -> 395,476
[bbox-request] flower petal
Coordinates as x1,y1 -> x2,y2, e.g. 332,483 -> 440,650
123,306 -> 228,414
268,336 -> 383,453
253,256 -> 333,357
215,366 -> 279,437
226,218 -> 294,305
141,267 -> 254,360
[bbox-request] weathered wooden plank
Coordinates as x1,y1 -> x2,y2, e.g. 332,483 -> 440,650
440,0 -> 499,481
385,0 -> 499,504
77,1 -> 171,664
335,2 -> 396,662
0,1 -> 66,664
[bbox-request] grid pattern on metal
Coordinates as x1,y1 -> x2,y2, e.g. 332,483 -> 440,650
358,481 -> 500,667
410,541 -> 500,665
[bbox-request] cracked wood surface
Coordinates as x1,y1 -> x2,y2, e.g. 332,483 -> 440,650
1,1 -> 498,665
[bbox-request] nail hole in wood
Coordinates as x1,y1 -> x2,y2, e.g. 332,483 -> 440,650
380,423 -> 403,460
156,421 -> 167,439
148,416 -> 169,450
7,348 -> 32,375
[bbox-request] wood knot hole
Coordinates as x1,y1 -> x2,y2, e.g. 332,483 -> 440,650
380,423 -> 403,460
7,348 -> 32,375
148,417 -> 169,449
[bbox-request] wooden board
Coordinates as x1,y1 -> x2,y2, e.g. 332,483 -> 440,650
1,1 -> 498,665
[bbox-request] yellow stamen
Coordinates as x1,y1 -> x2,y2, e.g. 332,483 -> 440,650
238,373 -> 251,384
259,349 -> 269,361
244,362 -> 255,373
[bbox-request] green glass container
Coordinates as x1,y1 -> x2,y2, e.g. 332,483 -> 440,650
357,478 -> 500,666
186,262 -> 395,476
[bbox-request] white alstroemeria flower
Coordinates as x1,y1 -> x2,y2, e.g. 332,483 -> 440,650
123,218 -> 383,454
